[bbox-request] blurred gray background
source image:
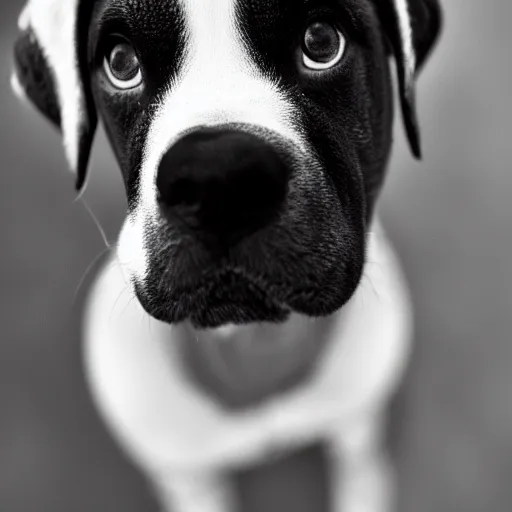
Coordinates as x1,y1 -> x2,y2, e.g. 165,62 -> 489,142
1,1 -> 511,511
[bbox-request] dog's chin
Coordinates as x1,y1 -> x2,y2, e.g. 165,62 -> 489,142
134,274 -> 291,329
134,264 -> 360,329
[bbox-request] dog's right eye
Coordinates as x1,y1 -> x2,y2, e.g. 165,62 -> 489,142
103,40 -> 143,90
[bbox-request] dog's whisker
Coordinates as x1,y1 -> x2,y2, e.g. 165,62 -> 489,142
363,268 -> 396,309
364,259 -> 384,271
118,292 -> 138,324
109,283 -> 130,325
73,247 -> 114,305
72,180 -> 88,204
77,198 -> 113,251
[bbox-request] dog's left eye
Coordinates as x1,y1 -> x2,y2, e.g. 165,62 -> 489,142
302,21 -> 346,70
103,40 -> 143,90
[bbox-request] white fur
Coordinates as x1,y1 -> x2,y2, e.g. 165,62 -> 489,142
84,219 -> 413,511
392,0 -> 417,82
15,0 -> 85,175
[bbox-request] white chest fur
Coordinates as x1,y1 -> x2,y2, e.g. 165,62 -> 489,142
83,219 -> 412,481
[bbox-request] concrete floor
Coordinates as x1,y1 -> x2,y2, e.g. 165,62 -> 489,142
1,1 -> 512,511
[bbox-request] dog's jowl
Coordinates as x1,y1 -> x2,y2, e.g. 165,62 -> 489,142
12,1 -> 441,511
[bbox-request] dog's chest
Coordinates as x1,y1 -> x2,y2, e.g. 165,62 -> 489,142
83,220 -> 412,474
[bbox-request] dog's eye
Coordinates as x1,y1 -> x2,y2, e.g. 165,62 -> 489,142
302,21 -> 346,70
103,40 -> 143,90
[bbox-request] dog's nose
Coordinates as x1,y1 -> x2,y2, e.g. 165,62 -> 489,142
156,128 -> 290,243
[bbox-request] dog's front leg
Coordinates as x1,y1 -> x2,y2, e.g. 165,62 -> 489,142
331,410 -> 395,512
152,471 -> 235,512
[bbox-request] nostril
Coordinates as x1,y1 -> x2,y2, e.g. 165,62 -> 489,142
166,178 -> 203,207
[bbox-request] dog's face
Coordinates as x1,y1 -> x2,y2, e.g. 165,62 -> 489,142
91,0 -> 394,328
13,0 -> 441,329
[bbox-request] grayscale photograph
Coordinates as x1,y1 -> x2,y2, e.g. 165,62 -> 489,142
1,1 -> 511,511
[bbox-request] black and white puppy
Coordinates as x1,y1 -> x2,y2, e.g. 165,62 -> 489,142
12,1 -> 441,511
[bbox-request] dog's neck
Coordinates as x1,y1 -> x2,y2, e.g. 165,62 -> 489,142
84,216 -> 412,470
169,312 -> 346,410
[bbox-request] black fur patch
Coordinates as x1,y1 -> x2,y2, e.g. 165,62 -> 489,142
14,28 -> 61,128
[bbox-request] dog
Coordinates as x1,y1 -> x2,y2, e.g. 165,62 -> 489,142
12,1 -> 441,511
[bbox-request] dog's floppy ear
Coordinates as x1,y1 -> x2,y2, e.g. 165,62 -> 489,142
11,0 -> 97,191
376,0 -> 442,159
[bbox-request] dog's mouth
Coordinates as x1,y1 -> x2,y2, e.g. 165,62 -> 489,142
135,268 -> 292,329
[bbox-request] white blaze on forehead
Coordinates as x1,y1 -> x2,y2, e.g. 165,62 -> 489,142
137,0 -> 307,222
392,0 -> 417,82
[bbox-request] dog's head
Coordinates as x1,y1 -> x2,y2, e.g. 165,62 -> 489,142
13,0 -> 441,329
